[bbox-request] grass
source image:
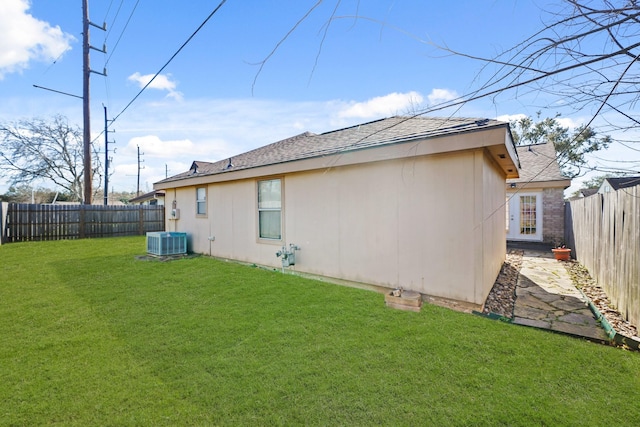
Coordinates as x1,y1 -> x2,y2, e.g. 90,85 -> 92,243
1,237 -> 639,426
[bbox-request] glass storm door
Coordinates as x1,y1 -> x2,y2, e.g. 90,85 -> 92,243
506,192 -> 542,241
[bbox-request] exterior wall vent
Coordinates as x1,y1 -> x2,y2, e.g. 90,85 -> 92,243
146,232 -> 187,256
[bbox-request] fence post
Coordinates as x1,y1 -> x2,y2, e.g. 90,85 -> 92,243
79,205 -> 85,239
139,206 -> 144,235
564,201 -> 574,255
0,202 -> 4,245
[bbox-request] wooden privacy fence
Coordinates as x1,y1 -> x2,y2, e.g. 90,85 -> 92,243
1,203 -> 165,243
566,185 -> 640,328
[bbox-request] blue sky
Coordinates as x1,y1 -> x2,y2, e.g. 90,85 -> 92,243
0,0 -> 636,195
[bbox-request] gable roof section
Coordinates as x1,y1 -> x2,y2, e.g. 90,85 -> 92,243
129,190 -> 165,204
604,176 -> 640,191
507,142 -> 569,188
581,188 -> 598,197
156,116 -> 517,187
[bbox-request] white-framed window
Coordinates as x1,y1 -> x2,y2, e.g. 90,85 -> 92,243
519,195 -> 537,235
257,178 -> 282,240
196,187 -> 207,216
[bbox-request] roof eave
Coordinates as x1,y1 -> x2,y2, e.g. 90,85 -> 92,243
506,178 -> 572,190
155,125 -> 518,190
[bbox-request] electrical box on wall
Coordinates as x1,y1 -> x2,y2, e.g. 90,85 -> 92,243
170,209 -> 180,220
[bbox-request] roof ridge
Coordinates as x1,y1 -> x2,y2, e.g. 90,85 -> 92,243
158,116 -> 510,185
320,117 -> 390,136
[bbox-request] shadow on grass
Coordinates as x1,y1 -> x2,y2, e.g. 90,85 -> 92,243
3,237 -> 640,425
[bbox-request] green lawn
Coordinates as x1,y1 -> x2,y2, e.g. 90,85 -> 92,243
1,237 -> 639,426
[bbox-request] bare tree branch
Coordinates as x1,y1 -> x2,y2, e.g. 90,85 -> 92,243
310,0 -> 342,86
0,115 -> 102,201
251,0 -> 326,95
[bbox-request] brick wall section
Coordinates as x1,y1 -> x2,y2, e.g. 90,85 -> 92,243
543,188 -> 565,245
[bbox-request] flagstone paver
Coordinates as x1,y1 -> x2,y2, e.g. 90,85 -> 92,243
512,250 -> 609,342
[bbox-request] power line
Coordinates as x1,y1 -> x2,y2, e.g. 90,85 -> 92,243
105,0 -> 141,67
103,0 -> 117,21
104,0 -> 124,40
109,0 -> 228,127
102,0 -> 137,112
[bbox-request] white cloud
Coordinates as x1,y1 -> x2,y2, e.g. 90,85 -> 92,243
127,72 -> 183,100
128,72 -> 176,91
427,88 -> 459,105
125,135 -> 212,159
556,117 -> 580,129
112,136 -> 211,193
114,162 -> 140,178
0,94 -> 448,193
0,0 -> 74,78
339,91 -> 424,119
97,97 -> 369,191
496,113 -> 527,123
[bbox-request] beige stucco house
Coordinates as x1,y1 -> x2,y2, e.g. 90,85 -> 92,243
506,142 -> 570,246
154,116 -> 519,307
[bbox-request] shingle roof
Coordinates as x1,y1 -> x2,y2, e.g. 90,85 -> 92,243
129,190 -> 165,204
157,116 -> 511,185
605,176 -> 640,190
507,142 -> 567,184
581,188 -> 598,197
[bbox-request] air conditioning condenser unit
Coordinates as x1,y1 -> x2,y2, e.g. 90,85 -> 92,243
146,232 -> 187,256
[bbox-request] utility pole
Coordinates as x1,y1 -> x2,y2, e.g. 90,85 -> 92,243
103,106 -> 115,205
82,0 -> 106,204
137,145 -> 145,196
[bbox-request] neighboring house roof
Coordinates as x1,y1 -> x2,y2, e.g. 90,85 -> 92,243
156,116 -> 518,187
568,187 -> 598,201
580,188 -> 598,197
507,142 -> 570,188
129,190 -> 165,204
602,176 -> 640,191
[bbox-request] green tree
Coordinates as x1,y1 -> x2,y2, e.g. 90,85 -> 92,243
510,113 -> 611,178
91,189 -> 138,205
580,174 -> 615,190
0,185 -> 71,203
568,174 -> 622,198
